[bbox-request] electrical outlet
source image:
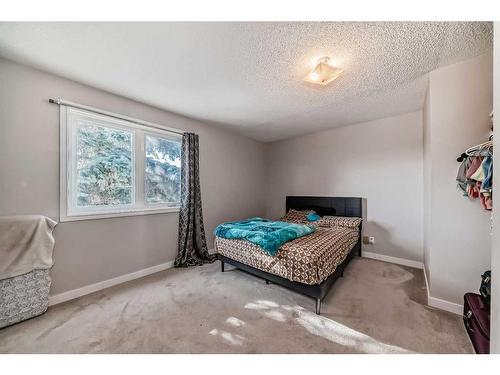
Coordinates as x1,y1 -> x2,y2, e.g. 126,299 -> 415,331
369,236 -> 375,244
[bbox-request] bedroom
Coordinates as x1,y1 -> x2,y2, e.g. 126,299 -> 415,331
0,1 -> 499,372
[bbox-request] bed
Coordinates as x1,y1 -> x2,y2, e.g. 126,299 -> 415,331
215,196 -> 363,314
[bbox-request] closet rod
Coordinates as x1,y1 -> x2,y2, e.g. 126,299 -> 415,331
49,98 -> 186,136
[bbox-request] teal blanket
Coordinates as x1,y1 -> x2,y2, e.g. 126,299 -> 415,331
214,217 -> 315,256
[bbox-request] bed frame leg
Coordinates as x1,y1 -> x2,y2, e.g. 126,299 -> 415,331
340,270 -> 344,277
315,298 -> 321,315
221,260 -> 225,273
266,279 -> 271,285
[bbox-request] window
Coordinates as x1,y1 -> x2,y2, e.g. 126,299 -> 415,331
60,106 -> 182,221
144,135 -> 181,204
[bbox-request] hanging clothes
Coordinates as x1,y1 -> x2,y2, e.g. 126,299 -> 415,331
456,157 -> 472,196
467,181 -> 481,199
481,156 -> 493,191
466,156 -> 483,179
465,157 -> 484,199
480,193 -> 493,211
480,156 -> 493,211
456,134 -> 493,212
470,158 -> 487,181
458,154 -> 493,211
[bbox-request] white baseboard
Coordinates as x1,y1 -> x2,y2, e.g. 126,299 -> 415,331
49,260 -> 175,306
362,251 -> 424,269
423,266 -> 463,315
427,296 -> 463,315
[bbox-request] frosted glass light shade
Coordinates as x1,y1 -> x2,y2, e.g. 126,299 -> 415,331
304,57 -> 343,86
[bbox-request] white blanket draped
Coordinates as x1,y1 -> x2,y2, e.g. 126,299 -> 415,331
0,215 -> 57,279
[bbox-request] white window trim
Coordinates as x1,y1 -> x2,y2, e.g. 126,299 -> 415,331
60,106 -> 182,222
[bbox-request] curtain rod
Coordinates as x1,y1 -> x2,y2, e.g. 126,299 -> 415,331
49,98 -> 186,136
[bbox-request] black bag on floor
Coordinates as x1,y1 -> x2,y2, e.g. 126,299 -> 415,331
480,270 -> 491,305
463,293 -> 490,354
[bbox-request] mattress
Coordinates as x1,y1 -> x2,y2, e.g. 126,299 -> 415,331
215,226 -> 359,285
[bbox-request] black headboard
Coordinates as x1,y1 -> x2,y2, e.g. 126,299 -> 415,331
286,196 -> 362,218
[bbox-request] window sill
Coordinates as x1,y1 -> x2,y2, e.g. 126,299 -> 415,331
59,207 -> 180,222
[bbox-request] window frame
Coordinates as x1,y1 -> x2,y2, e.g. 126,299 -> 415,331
60,106 -> 182,222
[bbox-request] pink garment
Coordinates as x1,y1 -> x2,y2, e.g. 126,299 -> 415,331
480,191 -> 492,211
466,156 -> 484,179
468,181 -> 481,199
485,196 -> 493,210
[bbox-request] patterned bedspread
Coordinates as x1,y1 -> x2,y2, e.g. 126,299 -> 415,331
215,226 -> 359,285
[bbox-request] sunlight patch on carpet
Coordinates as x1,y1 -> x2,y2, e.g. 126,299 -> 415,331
226,317 -> 246,327
209,328 -> 245,346
245,300 -> 412,354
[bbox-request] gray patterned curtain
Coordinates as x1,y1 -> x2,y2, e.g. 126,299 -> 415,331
174,133 -> 216,267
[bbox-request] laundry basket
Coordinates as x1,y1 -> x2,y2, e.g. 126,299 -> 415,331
0,269 -> 52,328
0,215 -> 56,329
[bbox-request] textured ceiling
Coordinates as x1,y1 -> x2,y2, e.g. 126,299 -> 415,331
0,22 -> 493,142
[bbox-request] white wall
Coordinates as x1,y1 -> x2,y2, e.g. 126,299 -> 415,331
0,58 -> 266,295
265,111 -> 424,262
491,23 -> 500,354
424,52 -> 492,305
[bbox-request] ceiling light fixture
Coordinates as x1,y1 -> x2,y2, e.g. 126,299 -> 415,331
304,56 -> 343,86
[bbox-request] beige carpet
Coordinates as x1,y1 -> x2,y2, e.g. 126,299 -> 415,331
0,257 -> 473,353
